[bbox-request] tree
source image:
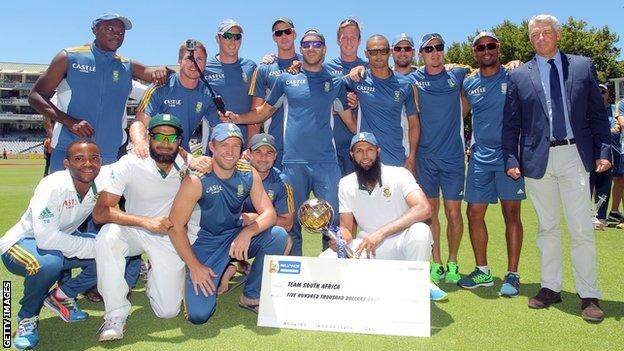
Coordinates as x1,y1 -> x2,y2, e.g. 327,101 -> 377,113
445,17 -> 623,83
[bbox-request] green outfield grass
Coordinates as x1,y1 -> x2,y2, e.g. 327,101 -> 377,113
0,159 -> 622,350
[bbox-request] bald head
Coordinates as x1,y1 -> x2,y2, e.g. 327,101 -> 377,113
366,34 -> 389,48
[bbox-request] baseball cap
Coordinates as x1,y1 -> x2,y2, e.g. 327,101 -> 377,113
210,123 -> 244,143
350,132 -> 378,150
419,33 -> 445,50
249,133 -> 277,152
272,17 -> 294,31
599,84 -> 609,92
148,114 -> 183,133
92,13 -> 132,30
472,31 -> 499,46
300,29 -> 325,45
392,33 -> 415,47
217,19 -> 243,34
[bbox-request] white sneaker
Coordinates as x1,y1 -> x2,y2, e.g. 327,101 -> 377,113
97,317 -> 127,342
593,217 -> 606,230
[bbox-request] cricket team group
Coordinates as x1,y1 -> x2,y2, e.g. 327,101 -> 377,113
1,9 -> 615,349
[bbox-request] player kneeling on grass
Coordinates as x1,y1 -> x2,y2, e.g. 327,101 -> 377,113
168,123 -> 288,323
0,139 -> 105,350
320,132 -> 447,301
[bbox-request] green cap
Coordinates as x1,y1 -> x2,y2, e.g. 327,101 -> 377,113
148,113 -> 183,133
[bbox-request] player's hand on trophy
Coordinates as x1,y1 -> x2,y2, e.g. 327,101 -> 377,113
68,118 -> 95,137
189,155 -> 212,173
189,263 -> 217,297
355,232 -> 382,259
348,65 -> 366,82
230,231 -> 252,260
221,111 -> 239,124
144,216 -> 173,234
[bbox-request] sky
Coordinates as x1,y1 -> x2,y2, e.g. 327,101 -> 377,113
1,1 -> 623,66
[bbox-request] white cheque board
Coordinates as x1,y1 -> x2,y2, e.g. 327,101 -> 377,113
258,255 -> 430,337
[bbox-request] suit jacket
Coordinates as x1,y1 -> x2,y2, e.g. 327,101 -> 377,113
502,52 -> 611,179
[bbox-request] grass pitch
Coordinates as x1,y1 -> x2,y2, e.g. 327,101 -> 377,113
0,159 -> 622,350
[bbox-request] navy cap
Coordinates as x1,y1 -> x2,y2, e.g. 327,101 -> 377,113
472,31 -> 499,46
217,19 -> 243,35
272,17 -> 294,31
419,33 -> 445,50
392,33 -> 414,47
350,132 -> 378,150
148,113 -> 182,133
92,13 -> 132,30
210,123 -> 244,143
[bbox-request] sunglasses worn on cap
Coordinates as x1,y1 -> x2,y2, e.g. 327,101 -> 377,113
274,28 -> 293,37
421,44 -> 444,53
150,133 -> 180,143
393,46 -> 413,53
221,32 -> 242,41
474,42 -> 498,52
301,40 -> 324,49
367,47 -> 390,56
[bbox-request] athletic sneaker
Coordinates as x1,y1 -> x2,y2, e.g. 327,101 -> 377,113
445,262 -> 461,283
592,217 -> 606,230
457,267 -> 494,289
430,262 -> 445,283
43,288 -> 88,322
430,282 -> 448,301
14,316 -> 39,350
98,317 -> 127,342
500,273 -> 520,297
608,211 -> 624,223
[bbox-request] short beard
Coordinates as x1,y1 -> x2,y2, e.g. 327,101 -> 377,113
150,146 -> 178,164
352,156 -> 382,188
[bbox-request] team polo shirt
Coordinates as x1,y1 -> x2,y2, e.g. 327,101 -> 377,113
344,70 -> 417,166
197,164 -> 253,235
137,74 -> 216,150
248,54 -> 303,154
463,67 -> 508,170
55,42 -> 132,163
105,153 -> 187,218
338,164 -> 419,234
411,66 -> 470,159
242,166 -> 294,215
265,68 -> 349,164
326,57 -> 368,152
0,168 -> 109,259
204,56 -> 257,140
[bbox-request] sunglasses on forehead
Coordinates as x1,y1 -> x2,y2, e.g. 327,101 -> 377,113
301,40 -> 324,49
421,44 -> 444,53
274,28 -> 293,37
150,132 -> 180,143
474,42 -> 499,52
367,47 -> 390,56
393,46 -> 413,53
221,32 -> 242,41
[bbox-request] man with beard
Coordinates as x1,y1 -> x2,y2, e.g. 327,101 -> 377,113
324,132 -> 446,301
344,34 -> 418,172
223,29 -> 355,256
168,123 -> 287,323
0,139 -> 105,350
248,18 -> 301,168
92,114 -> 192,341
28,13 -> 169,172
457,32 -> 525,297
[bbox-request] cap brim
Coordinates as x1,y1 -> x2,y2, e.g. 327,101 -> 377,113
250,142 -> 277,151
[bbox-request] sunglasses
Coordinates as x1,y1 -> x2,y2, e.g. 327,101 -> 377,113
367,47 -> 390,56
274,28 -> 293,37
221,32 -> 242,41
301,40 -> 324,49
393,46 -> 413,53
601,90 -> 608,95
150,133 -> 180,143
474,42 -> 499,52
421,44 -> 444,53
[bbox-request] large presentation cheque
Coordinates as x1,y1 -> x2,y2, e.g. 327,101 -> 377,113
258,255 -> 430,337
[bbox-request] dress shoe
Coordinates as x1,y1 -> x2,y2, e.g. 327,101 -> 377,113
528,287 -> 562,309
581,298 -> 604,322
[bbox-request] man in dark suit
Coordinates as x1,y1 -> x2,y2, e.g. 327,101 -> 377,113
502,14 -> 611,323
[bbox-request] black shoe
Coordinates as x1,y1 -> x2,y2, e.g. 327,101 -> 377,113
528,288 -> 562,309
608,211 -> 624,223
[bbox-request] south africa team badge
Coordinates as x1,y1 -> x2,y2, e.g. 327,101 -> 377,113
324,81 -> 330,92
195,102 -> 203,113
501,83 -> 507,94
237,184 -> 244,197
242,72 -> 248,83
383,186 -> 392,198
112,70 -> 119,82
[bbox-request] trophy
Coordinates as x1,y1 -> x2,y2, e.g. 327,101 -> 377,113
298,198 -> 356,258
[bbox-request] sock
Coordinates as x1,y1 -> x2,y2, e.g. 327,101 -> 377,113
477,265 -> 490,274
507,271 -> 519,277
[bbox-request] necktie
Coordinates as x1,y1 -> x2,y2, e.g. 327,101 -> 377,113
548,59 -> 566,140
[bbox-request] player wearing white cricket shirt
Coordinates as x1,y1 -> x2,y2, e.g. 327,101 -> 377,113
92,114 -> 194,341
0,139 -> 105,350
321,132 -> 446,301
